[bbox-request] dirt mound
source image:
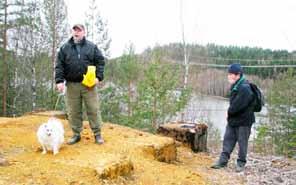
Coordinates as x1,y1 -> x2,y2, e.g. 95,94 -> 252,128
0,114 -> 206,184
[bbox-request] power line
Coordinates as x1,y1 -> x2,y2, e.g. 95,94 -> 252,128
188,62 -> 296,68
172,60 -> 296,68
189,55 -> 296,63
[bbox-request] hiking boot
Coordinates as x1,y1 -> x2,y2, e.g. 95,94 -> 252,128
211,162 -> 227,169
94,134 -> 104,145
67,135 -> 81,145
235,164 -> 245,172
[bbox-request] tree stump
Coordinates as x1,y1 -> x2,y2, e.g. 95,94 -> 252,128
157,123 -> 208,153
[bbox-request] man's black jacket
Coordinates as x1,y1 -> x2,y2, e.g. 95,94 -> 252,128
227,76 -> 255,127
55,37 -> 105,84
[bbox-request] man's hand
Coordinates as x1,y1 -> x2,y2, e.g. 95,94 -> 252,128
95,78 -> 104,88
56,83 -> 65,93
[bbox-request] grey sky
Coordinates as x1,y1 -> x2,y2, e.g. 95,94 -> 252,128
65,0 -> 296,58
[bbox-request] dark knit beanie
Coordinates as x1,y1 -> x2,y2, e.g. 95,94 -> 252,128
228,63 -> 243,74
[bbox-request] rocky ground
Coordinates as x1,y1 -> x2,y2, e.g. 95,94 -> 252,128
0,113 -> 295,185
245,154 -> 296,185
208,147 -> 296,185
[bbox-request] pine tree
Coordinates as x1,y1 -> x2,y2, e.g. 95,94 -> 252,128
42,0 -> 68,104
263,69 -> 296,156
84,0 -> 111,57
135,51 -> 191,131
0,0 -> 34,116
9,0 -> 44,114
101,44 -> 142,125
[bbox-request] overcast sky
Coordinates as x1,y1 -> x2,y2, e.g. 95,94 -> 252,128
64,0 -> 296,58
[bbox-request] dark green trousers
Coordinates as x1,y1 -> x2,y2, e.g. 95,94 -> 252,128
66,82 -> 102,136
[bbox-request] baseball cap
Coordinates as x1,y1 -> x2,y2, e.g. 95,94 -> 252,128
72,24 -> 85,31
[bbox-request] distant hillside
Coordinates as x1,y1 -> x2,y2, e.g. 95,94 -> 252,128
107,43 -> 291,97
140,43 -> 296,78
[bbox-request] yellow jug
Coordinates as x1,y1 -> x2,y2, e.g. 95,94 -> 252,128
82,66 -> 96,88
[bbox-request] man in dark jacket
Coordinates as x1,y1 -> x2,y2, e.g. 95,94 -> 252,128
55,24 -> 105,145
211,63 -> 255,172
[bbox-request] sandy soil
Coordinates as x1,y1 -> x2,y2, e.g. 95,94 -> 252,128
2,114 -> 290,185
0,115 -> 209,185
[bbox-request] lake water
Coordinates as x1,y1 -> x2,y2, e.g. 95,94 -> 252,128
172,95 -> 266,140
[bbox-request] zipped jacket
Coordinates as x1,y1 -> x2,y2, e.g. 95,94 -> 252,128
55,37 -> 105,84
227,76 -> 255,127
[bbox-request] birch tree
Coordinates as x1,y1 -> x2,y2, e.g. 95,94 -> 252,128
179,0 -> 189,89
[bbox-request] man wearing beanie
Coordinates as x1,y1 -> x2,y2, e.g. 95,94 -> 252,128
211,63 -> 255,172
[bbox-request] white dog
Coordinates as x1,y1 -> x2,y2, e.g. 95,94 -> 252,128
37,118 -> 64,155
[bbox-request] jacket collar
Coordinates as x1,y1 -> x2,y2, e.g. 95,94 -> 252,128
231,75 -> 245,92
69,36 -> 86,46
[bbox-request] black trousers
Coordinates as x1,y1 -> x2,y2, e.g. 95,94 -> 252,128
219,124 -> 252,166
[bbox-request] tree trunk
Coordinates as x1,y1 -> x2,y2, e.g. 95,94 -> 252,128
51,0 -> 57,106
128,80 -> 132,117
2,0 -> 8,116
180,0 -> 189,89
183,42 -> 189,89
32,63 -> 37,110
152,92 -> 157,129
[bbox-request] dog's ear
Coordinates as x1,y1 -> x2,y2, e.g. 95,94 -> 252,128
48,117 -> 58,122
